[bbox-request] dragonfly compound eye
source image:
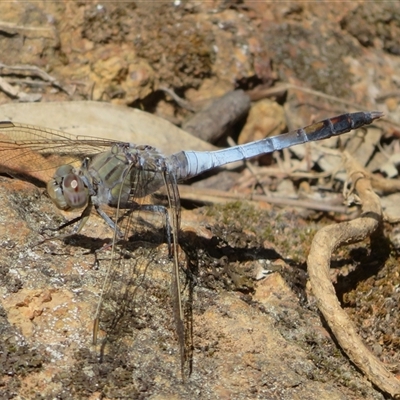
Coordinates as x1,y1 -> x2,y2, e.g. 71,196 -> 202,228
47,178 -> 69,210
47,166 -> 88,211
54,164 -> 74,179
61,173 -> 89,209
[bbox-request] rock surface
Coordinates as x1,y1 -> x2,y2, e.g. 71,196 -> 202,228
0,1 -> 398,399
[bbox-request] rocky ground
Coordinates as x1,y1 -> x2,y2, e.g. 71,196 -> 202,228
0,1 -> 399,399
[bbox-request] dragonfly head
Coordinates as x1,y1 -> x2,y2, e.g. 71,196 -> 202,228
47,165 -> 89,211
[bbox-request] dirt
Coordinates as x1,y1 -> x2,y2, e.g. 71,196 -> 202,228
0,179 -> 387,400
0,1 -> 399,399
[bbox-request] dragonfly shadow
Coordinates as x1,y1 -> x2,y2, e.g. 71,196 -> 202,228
180,228 -> 283,294
0,171 -> 47,189
56,215 -> 282,378
61,234 -> 111,251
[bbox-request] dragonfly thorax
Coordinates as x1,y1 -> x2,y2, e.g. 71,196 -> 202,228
47,164 -> 89,211
87,145 -> 169,208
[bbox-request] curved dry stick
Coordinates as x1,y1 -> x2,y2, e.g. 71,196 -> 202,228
307,151 -> 400,397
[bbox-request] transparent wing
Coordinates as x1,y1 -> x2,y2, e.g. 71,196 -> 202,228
162,169 -> 192,379
0,121 -> 118,181
92,159 -> 192,379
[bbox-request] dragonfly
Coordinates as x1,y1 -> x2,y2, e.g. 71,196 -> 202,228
0,110 -> 383,378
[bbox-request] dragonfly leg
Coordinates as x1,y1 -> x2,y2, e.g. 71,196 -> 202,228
70,201 -> 92,235
93,200 -> 173,252
93,204 -> 123,239
111,202 -> 174,255
35,202 -> 93,247
135,204 -> 173,257
39,202 -> 92,236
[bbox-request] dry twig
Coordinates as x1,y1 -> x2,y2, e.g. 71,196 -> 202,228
0,76 -> 41,102
0,63 -> 68,94
178,185 -> 348,214
307,151 -> 400,397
